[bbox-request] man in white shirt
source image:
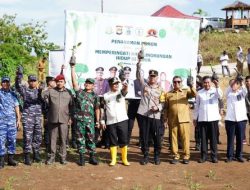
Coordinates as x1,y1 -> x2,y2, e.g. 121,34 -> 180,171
103,77 -> 130,166
194,76 -> 223,163
220,50 -> 231,77
225,78 -> 247,163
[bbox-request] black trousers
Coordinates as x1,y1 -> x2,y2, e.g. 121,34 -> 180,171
140,115 -> 161,156
199,121 -> 218,160
197,62 -> 202,74
195,122 -> 201,146
127,100 -> 141,144
107,120 -> 128,147
225,120 -> 246,159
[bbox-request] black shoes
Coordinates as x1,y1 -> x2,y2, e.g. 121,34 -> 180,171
211,158 -> 218,163
24,153 -> 32,165
60,159 -> 67,165
140,155 -> 149,165
78,153 -> 85,166
33,151 -> 42,163
154,155 -> 161,165
236,157 -> 244,163
183,159 -> 189,164
170,159 -> 179,164
89,155 -> 99,165
225,158 -> 233,163
0,156 -> 4,169
198,158 -> 207,163
8,154 -> 18,166
46,158 -> 55,165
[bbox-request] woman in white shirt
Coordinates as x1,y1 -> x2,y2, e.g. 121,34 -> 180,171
103,77 -> 130,166
225,79 -> 247,163
194,76 -> 223,163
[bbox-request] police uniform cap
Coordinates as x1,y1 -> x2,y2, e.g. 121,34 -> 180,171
85,78 -> 95,84
1,76 -> 10,83
124,66 -> 131,72
109,66 -> 118,71
108,77 -> 120,85
149,70 -> 158,76
28,75 -> 37,81
95,67 -> 104,72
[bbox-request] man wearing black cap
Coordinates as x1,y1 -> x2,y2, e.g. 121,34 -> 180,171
103,77 -> 130,166
94,67 -> 109,96
71,64 -> 100,166
0,76 -> 21,169
136,59 -> 164,165
15,73 -> 43,165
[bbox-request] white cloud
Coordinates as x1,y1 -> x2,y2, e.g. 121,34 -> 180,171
0,0 -> 22,5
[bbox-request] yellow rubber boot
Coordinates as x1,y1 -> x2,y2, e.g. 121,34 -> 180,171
121,146 -> 130,166
109,146 -> 117,166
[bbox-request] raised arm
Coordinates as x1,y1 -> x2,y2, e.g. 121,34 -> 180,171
136,59 -> 144,86
15,71 -> 26,97
70,65 -> 79,91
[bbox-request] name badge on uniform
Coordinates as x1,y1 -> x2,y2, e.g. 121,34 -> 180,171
237,94 -> 242,101
209,98 -> 214,104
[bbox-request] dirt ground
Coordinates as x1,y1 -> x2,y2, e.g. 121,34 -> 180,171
1,78 -> 250,190
1,120 -> 250,190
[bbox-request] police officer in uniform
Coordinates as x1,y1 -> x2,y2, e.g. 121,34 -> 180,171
136,59 -> 164,165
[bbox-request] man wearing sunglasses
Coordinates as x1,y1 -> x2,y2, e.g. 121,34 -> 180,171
136,60 -> 164,165
164,76 -> 196,164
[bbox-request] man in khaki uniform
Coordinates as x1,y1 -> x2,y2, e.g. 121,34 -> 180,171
164,76 -> 196,164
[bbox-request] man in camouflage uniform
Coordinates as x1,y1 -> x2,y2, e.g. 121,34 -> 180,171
15,73 -> 43,165
0,76 -> 21,169
71,64 -> 100,166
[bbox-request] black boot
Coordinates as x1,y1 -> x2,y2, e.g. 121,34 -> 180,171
154,154 -> 161,165
33,151 -> 42,163
0,155 -> 5,169
24,153 -> 32,165
140,152 -> 149,165
78,153 -> 85,166
8,154 -> 18,166
89,154 -> 99,165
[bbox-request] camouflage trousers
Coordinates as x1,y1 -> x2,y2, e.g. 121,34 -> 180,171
22,112 -> 42,153
0,119 -> 17,156
76,120 -> 96,155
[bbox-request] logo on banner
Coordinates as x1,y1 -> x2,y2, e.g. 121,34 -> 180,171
147,29 -> 157,37
135,28 -> 144,37
116,25 -> 123,35
159,29 -> 166,38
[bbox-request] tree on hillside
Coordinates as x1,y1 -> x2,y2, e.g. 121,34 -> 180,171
193,9 -> 208,17
0,14 -> 59,78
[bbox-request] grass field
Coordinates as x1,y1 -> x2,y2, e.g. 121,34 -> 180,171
199,30 -> 250,65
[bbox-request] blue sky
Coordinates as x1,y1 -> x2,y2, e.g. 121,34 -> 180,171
0,0 -> 248,47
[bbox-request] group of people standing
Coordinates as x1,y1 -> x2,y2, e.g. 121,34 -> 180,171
1,52 -> 250,169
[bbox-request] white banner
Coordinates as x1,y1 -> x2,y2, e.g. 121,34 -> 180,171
49,50 -> 65,77
63,11 -> 200,98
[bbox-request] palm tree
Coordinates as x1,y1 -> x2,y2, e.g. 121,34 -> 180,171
193,9 -> 208,17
